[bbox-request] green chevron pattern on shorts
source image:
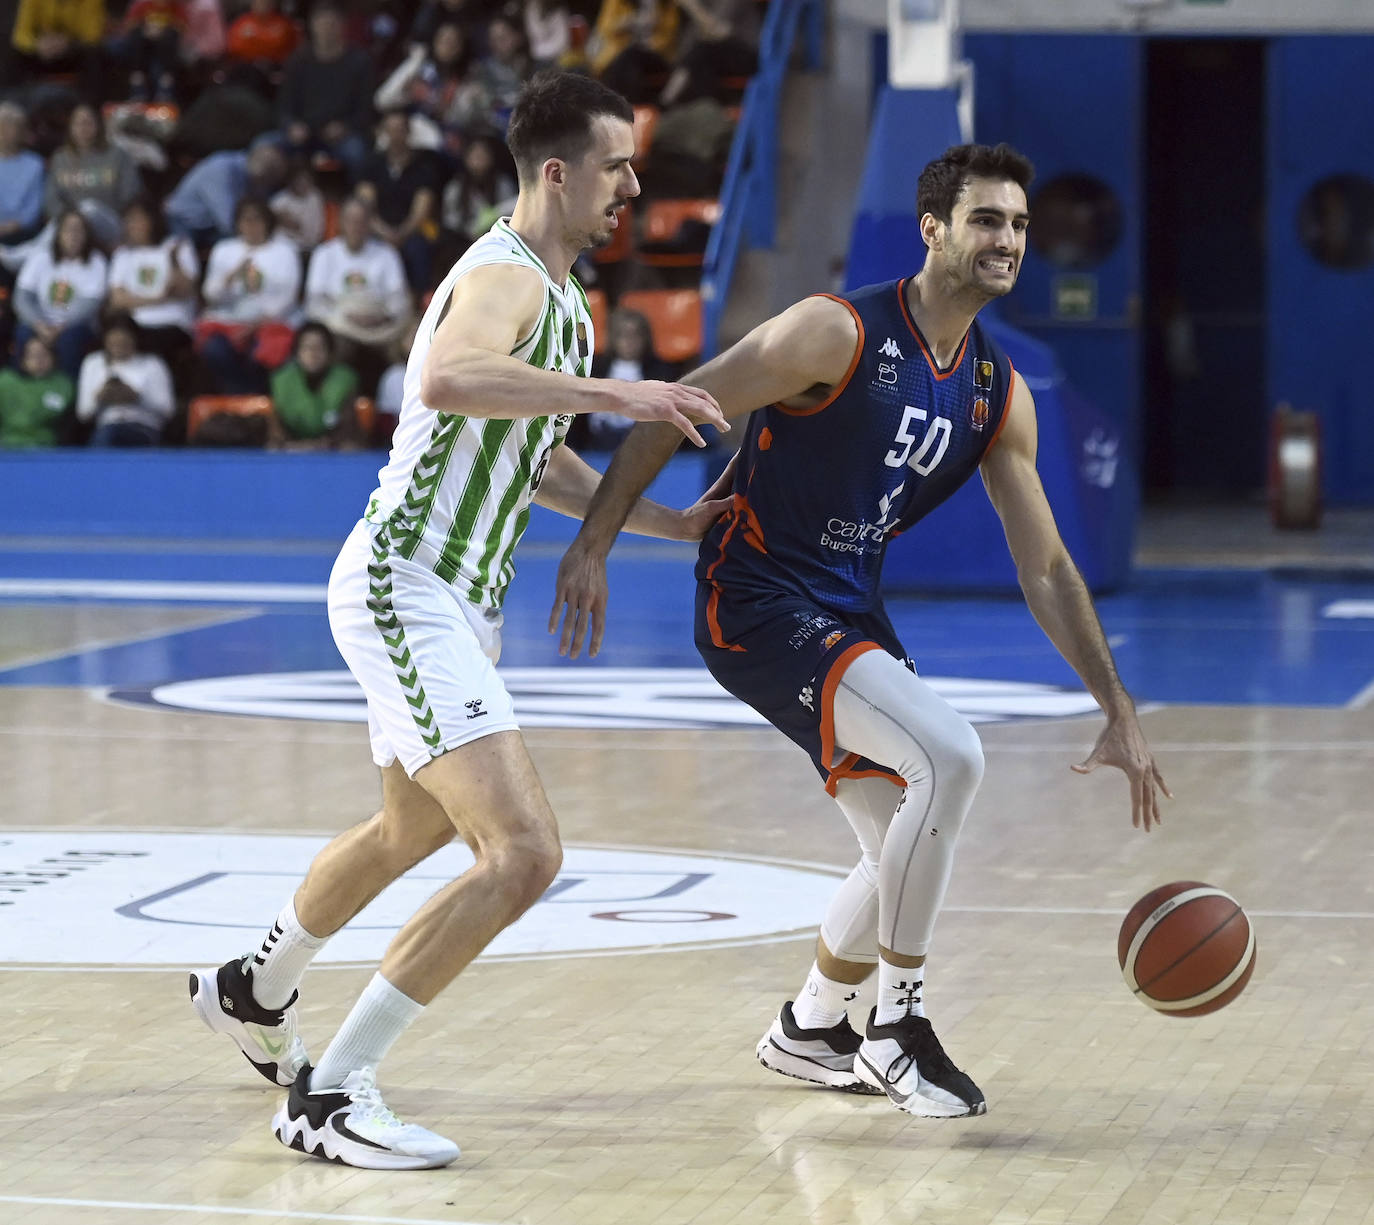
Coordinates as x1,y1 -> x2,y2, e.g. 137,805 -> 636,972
367,535 -> 443,749
395,414 -> 465,562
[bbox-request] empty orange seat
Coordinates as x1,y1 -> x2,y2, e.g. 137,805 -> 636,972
639,198 -> 720,268
617,289 -> 703,365
353,396 -> 376,436
187,395 -> 275,441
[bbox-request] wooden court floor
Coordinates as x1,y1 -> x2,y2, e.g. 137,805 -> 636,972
2,603 -> 1373,1225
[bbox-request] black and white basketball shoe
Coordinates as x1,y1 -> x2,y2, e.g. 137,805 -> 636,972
273,1064 -> 460,1170
854,1008 -> 987,1116
755,1001 -> 883,1094
189,957 -> 308,1087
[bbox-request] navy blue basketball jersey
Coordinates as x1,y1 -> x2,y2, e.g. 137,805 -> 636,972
696,278 -> 1015,614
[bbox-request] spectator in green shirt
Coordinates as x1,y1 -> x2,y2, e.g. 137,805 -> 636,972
0,335 -> 75,447
269,321 -> 359,449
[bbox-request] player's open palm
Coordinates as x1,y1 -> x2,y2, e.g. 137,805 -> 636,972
1072,716 -> 1172,832
615,381 -> 728,448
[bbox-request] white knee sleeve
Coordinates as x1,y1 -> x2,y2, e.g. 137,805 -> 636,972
818,774 -> 904,963
831,649 -> 984,957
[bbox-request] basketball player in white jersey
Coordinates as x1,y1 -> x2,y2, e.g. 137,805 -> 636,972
189,72 -> 728,1170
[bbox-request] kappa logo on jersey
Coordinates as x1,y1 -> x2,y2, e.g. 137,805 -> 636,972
798,684 -> 815,712
971,397 -> 990,432
878,337 -> 905,360
974,360 -> 994,390
877,362 -> 898,385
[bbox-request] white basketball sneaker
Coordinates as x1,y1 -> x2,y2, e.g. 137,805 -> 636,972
854,1009 -> 987,1117
755,1001 -> 882,1094
273,1064 -> 461,1170
189,957 -> 309,1087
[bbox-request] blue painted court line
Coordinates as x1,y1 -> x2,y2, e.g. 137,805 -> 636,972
2,545 -> 1371,707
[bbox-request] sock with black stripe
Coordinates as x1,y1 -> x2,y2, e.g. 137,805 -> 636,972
244,899 -> 328,1010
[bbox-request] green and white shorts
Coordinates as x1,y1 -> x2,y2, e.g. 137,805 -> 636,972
327,520 -> 520,777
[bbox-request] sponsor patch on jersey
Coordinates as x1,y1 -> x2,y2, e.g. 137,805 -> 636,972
576,322 -> 587,358
971,397 -> 989,432
975,359 -> 994,390
821,630 -> 846,651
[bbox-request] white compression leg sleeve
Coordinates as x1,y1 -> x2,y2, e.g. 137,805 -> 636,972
819,775 -> 903,964
830,649 -> 985,957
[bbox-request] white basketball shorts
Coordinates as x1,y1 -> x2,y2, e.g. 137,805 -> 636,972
327,520 -> 520,777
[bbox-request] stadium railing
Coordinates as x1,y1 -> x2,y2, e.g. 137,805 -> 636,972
699,0 -> 825,360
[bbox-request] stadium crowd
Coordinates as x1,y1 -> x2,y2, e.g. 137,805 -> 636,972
0,0 -> 757,449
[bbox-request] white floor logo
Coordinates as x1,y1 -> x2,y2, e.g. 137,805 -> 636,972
107,667 -> 1104,728
0,833 -> 843,967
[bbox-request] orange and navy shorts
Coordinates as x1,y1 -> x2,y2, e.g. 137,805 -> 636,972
694,580 -> 910,793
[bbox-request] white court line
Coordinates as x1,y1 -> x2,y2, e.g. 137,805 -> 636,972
0,907 -> 1368,975
0,608 -> 260,673
1324,600 -> 1374,619
0,578 -> 325,603
0,1197 -> 492,1225
0,723 -> 1371,754
1348,676 -> 1374,710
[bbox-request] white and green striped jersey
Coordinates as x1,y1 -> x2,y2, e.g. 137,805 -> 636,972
363,218 -> 595,609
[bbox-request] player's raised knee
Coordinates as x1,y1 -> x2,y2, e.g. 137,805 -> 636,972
489,828 -> 563,913
941,719 -> 986,794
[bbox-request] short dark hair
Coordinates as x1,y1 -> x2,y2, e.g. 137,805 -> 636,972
916,143 -> 1036,225
295,321 -> 335,357
506,71 -> 633,185
122,196 -> 167,244
103,310 -> 138,338
234,195 -> 274,232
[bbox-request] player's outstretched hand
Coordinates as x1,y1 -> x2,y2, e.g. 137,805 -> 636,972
613,381 -> 728,448
549,540 -> 608,660
1071,715 -> 1172,832
671,451 -> 737,541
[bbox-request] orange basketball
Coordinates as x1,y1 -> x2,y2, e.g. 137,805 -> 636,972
1117,881 -> 1256,1017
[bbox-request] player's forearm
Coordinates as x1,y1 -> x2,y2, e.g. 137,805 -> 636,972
1021,554 -> 1134,720
419,349 -> 616,419
535,447 -> 686,540
569,420 -> 687,554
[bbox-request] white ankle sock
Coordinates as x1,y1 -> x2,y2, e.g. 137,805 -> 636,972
791,962 -> 859,1030
874,959 -> 926,1024
246,899 -> 328,1010
311,972 -> 424,1091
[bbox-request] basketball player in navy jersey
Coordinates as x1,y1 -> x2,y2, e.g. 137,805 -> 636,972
550,143 -> 1169,1118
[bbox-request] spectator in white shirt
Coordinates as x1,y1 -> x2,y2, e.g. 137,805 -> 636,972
107,198 -> 200,383
13,210 -> 109,379
196,196 -> 302,394
304,195 -> 411,394
76,313 -> 176,447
